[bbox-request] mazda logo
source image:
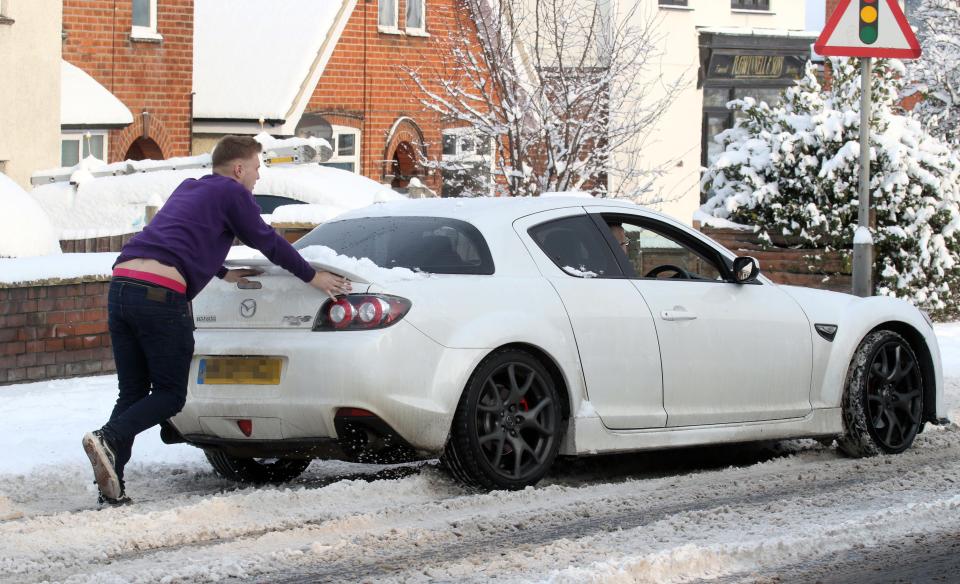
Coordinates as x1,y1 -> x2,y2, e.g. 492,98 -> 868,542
240,299 -> 257,318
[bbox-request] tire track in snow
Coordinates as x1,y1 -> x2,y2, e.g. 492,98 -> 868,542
10,429 -> 956,584
265,439 -> 960,583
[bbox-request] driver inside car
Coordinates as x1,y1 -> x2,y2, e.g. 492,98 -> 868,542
608,222 -> 630,255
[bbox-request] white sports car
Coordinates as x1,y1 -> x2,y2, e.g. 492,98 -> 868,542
167,197 -> 946,490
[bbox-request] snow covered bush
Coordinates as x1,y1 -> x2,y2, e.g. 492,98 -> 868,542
701,57 -> 960,318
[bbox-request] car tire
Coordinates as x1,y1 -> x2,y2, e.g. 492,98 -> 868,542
442,348 -> 563,490
838,330 -> 924,458
204,449 -> 311,484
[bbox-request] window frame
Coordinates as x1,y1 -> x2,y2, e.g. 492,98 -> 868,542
591,213 -> 738,283
60,131 -> 109,167
405,0 -> 427,35
440,128 -> 491,162
378,0 -> 399,32
440,127 -> 496,197
730,0 -> 771,12
318,125 -> 361,174
131,0 -> 161,40
658,0 -> 689,7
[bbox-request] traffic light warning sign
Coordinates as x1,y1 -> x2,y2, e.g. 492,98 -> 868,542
815,0 -> 921,58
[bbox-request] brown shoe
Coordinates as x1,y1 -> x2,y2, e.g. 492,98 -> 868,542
82,431 -> 121,500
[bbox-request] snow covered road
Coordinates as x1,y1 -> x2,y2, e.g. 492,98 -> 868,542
0,324 -> 958,583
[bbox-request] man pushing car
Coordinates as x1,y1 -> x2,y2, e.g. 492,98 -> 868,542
81,135 -> 350,505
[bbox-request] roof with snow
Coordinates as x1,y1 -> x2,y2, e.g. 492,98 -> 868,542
0,173 -> 60,258
61,61 -> 134,127
193,0 -> 353,124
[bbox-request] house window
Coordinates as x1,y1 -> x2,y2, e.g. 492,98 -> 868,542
440,129 -> 493,197
659,0 -> 689,6
319,126 -> 361,173
406,0 -> 425,32
731,0 -> 770,10
131,0 -> 160,38
378,0 -> 398,29
61,132 -> 108,167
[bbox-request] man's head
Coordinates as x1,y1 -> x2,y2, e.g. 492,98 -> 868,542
608,222 -> 628,252
212,136 -> 263,192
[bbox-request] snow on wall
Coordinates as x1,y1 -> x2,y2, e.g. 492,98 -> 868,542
0,173 -> 61,258
0,253 -> 116,286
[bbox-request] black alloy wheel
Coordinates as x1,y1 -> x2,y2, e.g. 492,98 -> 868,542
443,349 -> 563,490
839,330 -> 924,457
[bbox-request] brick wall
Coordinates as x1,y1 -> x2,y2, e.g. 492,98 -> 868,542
309,0 -> 488,192
62,0 -> 194,162
0,280 -> 114,386
701,226 -> 852,293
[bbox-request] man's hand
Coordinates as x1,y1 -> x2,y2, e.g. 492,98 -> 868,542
222,268 -> 263,284
310,270 -> 351,300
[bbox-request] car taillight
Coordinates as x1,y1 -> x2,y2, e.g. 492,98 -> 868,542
314,294 -> 411,331
328,297 -> 354,329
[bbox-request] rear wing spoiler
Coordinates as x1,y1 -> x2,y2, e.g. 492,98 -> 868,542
224,258 -> 373,285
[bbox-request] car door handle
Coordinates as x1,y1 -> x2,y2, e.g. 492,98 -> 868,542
661,310 -> 697,321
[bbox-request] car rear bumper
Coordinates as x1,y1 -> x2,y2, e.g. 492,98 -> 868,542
169,321 -> 488,454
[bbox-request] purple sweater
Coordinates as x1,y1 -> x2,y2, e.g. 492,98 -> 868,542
116,174 -> 315,299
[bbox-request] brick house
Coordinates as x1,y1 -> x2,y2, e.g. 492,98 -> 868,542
60,0 -> 193,165
192,0 -> 491,195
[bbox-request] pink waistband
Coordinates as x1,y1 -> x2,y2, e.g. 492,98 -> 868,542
112,268 -> 187,294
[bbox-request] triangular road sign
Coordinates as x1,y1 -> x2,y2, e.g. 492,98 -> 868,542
815,0 -> 921,59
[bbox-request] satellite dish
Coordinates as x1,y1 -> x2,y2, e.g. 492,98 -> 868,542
296,113 -> 333,142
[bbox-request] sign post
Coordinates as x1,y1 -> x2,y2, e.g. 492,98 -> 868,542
814,0 -> 921,297
855,56 -> 872,298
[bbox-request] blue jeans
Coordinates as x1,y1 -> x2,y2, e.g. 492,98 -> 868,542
102,278 -> 194,481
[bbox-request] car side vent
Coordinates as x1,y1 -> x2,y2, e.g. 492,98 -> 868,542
815,324 -> 838,342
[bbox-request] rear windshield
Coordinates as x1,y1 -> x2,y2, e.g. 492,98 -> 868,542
294,216 -> 495,275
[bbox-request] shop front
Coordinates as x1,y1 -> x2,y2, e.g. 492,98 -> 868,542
698,29 -> 818,201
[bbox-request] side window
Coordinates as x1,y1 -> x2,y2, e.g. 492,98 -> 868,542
406,0 -> 425,32
605,217 -> 725,281
379,0 -> 398,29
529,215 -> 621,279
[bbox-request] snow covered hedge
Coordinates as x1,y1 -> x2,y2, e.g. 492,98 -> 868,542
701,57 -> 960,319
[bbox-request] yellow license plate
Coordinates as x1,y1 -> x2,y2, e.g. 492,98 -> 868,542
198,357 -> 282,385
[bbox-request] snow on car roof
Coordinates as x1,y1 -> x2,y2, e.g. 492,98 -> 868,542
31,147 -> 401,240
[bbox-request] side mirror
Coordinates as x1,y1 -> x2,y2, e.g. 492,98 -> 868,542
733,256 -> 760,284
